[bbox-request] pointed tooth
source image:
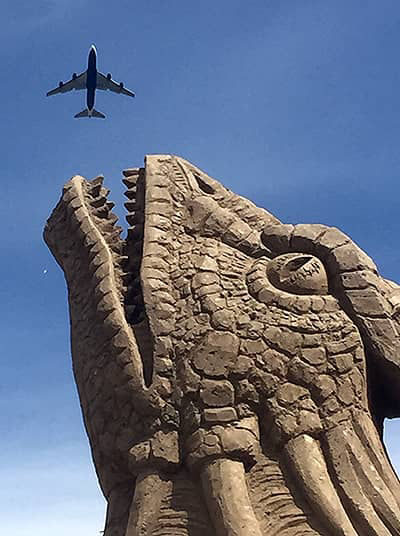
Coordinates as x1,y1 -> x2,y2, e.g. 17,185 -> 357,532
89,176 -> 104,196
124,189 -> 137,200
110,243 -> 123,255
95,207 -> 108,218
123,177 -> 138,188
126,214 -> 137,226
122,168 -> 140,177
90,196 -> 107,208
124,200 -> 138,212
100,222 -> 115,233
91,185 -> 102,197
108,229 -> 122,241
108,231 -> 123,244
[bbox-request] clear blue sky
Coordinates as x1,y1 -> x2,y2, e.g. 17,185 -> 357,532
1,1 -> 400,534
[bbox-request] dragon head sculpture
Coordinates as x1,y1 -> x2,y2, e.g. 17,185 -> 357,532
44,155 -> 400,536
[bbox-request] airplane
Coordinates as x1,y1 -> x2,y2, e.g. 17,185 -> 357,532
46,45 -> 135,119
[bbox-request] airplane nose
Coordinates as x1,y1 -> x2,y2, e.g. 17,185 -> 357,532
90,44 -> 97,54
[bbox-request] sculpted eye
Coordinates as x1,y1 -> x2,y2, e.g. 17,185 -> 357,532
193,174 -> 215,195
267,253 -> 329,295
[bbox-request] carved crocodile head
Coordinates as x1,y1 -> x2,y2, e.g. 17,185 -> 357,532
44,155 -> 400,536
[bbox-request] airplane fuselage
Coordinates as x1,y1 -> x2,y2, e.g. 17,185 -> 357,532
86,46 -> 97,111
46,44 -> 135,119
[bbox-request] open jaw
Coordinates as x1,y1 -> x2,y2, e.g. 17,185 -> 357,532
121,167 -> 154,386
44,155 -> 400,536
43,168 -> 154,393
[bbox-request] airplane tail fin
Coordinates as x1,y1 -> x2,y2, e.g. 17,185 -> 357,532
74,108 -> 106,119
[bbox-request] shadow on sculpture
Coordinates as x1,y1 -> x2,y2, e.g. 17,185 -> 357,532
44,155 -> 400,536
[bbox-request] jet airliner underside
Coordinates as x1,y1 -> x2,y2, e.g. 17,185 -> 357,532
46,45 -> 135,119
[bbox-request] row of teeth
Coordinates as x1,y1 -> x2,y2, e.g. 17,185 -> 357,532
84,171 -> 146,325
122,168 -> 146,324
86,175 -> 123,255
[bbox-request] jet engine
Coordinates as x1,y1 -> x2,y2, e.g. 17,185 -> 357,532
59,81 -> 64,87
119,82 -> 124,88
107,73 -> 112,80
72,73 -> 77,80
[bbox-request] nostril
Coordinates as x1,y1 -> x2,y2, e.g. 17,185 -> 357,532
194,174 -> 215,194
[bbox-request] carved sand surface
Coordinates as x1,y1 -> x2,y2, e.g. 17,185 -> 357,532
44,155 -> 400,536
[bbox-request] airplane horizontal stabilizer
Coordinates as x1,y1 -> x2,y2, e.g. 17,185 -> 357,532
74,108 -> 89,118
74,108 -> 106,119
91,108 -> 106,118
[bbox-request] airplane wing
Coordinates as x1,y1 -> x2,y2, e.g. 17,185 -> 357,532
96,72 -> 135,97
46,72 -> 87,96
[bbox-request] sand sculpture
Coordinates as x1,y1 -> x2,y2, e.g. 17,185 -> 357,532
44,155 -> 400,536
